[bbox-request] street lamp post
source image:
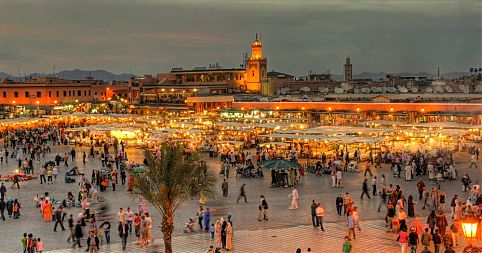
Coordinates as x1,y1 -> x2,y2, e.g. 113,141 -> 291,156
461,212 -> 482,253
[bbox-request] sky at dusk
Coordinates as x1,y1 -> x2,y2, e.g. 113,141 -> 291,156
0,0 -> 480,76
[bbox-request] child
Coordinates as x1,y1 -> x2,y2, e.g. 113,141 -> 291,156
36,238 -> 44,253
134,213 -> 141,244
343,236 -> 352,253
209,223 -> 215,239
21,233 -> 27,253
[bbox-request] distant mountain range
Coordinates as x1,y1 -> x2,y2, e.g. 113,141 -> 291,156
0,69 -> 133,82
0,69 -> 471,82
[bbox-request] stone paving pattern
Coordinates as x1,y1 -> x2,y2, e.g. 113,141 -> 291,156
0,139 -> 479,252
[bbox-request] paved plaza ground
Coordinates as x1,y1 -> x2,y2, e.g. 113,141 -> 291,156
0,140 -> 480,253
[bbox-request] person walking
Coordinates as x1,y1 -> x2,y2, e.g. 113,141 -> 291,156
397,227 -> 409,253
449,195 -> 458,219
289,186 -> 299,210
449,222 -> 459,247
371,176 -> 377,196
203,208 -> 211,232
315,203 -> 325,231
21,233 -> 27,253
378,187 -> 387,212
433,229 -> 442,253
0,183 -> 6,199
386,203 -> 396,232
461,174 -> 471,192
73,221 -> 83,248
408,227 -> 418,253
311,200 -> 319,227
407,195 -> 415,218
197,206 -> 204,230
421,228 -> 432,251
67,214 -> 75,243
221,179 -> 229,197
364,165 -> 373,177
224,161 -> 230,178
336,194 -> 343,216
36,238 -> 44,253
342,236 -> 352,253
417,179 -> 426,201
469,154 -> 478,169
126,207 -> 134,234
347,211 -> 356,240
258,195 -> 268,221
0,198 -> 5,221
336,170 -> 343,187
86,231 -> 100,253
361,179 -> 371,199
99,218 -> 111,244
12,174 -> 20,189
236,184 -> 247,203
436,211 -> 448,236
53,207 -> 66,232
331,169 -> 336,188
118,218 -> 129,250
442,230 -> 453,252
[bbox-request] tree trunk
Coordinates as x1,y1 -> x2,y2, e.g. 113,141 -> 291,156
162,213 -> 174,253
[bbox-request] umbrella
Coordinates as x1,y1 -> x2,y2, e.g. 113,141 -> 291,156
258,159 -> 299,170
132,167 -> 145,173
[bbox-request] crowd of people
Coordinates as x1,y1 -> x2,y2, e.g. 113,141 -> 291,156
0,118 -> 481,253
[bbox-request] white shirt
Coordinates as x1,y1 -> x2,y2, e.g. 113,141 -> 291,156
126,210 -> 134,221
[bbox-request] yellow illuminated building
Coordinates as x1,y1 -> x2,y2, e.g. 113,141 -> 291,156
246,34 -> 268,95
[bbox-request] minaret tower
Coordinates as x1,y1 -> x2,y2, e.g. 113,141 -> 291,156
344,57 -> 352,82
246,34 -> 268,94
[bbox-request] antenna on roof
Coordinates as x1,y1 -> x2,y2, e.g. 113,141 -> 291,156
255,33 -> 258,40
52,65 -> 56,77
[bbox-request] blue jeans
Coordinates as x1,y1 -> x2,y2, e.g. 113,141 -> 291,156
127,220 -> 132,233
104,231 -> 110,243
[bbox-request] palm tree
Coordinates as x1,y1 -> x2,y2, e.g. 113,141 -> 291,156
470,68 -> 474,76
132,145 -> 216,253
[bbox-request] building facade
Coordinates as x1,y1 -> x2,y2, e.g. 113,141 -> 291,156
128,36 -> 268,104
0,77 -> 121,106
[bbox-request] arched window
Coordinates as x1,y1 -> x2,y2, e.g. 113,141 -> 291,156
252,71 -> 255,77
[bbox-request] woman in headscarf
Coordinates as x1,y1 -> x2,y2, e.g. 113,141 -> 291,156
214,220 -> 222,249
225,221 -> 233,250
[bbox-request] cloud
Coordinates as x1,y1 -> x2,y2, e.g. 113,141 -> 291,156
0,0 -> 479,75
